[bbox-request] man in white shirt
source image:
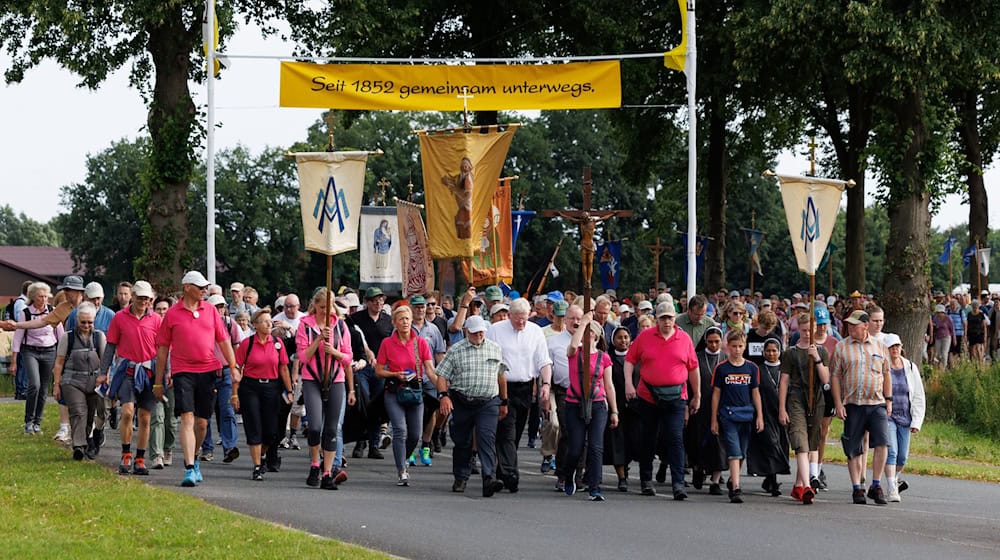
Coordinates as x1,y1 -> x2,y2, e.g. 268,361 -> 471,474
486,298 -> 553,492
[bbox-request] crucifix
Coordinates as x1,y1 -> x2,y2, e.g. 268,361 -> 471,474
324,111 -> 336,151
406,174 -> 415,202
645,236 -> 667,292
807,133 -> 818,177
542,167 -> 632,400
457,87 -> 473,128
376,177 -> 391,206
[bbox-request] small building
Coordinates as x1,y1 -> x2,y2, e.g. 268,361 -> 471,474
0,246 -> 81,300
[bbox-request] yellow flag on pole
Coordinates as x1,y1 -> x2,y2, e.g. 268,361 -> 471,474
203,0 -> 221,76
663,0 -> 687,72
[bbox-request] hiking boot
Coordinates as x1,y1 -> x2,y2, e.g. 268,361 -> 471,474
709,482 -> 723,496
420,446 -> 432,466
72,446 -> 85,461
320,474 -> 338,490
452,479 -> 467,493
306,465 -> 321,487
729,488 -> 743,504
333,468 -> 348,485
352,440 -> 367,459
182,468 -> 198,487
433,437 -> 442,454
223,447 -> 240,464
119,453 -> 133,474
265,452 -> 281,472
252,465 -> 264,481
673,488 -> 688,501
692,469 -> 705,490
852,488 -> 867,504
867,484 -> 887,505
132,457 -> 149,475
640,480 -> 656,496
483,477 -> 504,497
367,446 -> 384,459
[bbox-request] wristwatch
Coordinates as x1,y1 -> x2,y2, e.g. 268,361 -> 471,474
822,383 -> 831,391
439,391 -> 449,399
500,398 -> 509,406
885,395 -> 893,401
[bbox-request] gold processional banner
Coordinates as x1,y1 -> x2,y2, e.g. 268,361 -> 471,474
419,127 -> 517,259
279,61 -> 621,111
397,201 -> 435,297
294,152 -> 370,256
773,173 -> 849,275
463,178 -> 514,286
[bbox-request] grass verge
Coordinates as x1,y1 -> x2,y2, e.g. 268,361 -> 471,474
0,403 -> 389,559
823,418 -> 1000,482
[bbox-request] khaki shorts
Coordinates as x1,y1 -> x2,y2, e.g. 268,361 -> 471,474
786,392 -> 824,453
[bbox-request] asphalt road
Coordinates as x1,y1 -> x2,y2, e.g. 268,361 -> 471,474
93,427 -> 1000,560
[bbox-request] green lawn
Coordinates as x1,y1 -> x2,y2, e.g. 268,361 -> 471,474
0,403 -> 388,559
823,418 -> 1000,482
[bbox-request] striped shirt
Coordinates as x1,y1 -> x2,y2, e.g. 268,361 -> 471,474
435,338 -> 508,399
830,334 -> 889,406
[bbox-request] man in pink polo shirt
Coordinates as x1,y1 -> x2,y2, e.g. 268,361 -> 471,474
153,271 -> 239,487
624,301 -> 700,500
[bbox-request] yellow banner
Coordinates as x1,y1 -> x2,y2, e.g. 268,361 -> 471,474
419,127 -> 517,259
463,178 -> 514,286
280,61 -> 621,110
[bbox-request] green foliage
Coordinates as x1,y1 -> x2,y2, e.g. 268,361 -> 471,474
925,361 -> 1000,440
0,205 -> 60,247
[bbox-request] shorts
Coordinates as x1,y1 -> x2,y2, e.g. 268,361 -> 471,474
117,374 -> 157,411
719,418 -> 751,461
842,403 -> 890,458
950,335 -> 963,355
172,372 -> 217,419
786,393 -> 823,453
967,332 -> 985,345
822,388 -> 835,418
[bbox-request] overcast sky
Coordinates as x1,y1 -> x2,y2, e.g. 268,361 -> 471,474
0,23 -> 994,233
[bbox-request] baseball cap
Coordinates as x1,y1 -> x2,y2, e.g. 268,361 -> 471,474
742,288 -> 752,297
981,290 -> 990,297
656,302 -> 677,318
364,287 -> 384,300
618,304 -> 632,314
84,282 -> 104,299
759,299 -> 772,308
484,285 -> 503,302
274,296 -> 286,310
793,301 -> 809,309
729,290 -> 740,298
883,333 -> 902,347
509,290 -> 521,300
546,290 -> 564,302
464,315 -> 488,333
409,295 -> 427,305
207,294 -> 227,306
638,300 -> 654,311
58,275 -> 86,292
553,300 -> 569,316
230,282 -> 245,292
132,281 -> 154,299
181,271 -> 210,288
657,282 -> 667,290
845,310 -> 870,324
490,303 -> 510,316
814,306 -> 830,325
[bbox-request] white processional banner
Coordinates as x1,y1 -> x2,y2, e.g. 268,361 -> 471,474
359,206 -> 403,292
980,248 -> 992,277
772,173 -> 849,275
294,151 -> 370,256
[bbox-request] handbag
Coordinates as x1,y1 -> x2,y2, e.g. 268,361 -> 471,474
722,404 -> 755,423
395,338 -> 424,406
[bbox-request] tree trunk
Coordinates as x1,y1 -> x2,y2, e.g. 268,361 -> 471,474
957,89 -> 990,294
843,90 -> 870,294
705,97 -> 728,293
138,10 -> 197,292
882,89 -> 932,360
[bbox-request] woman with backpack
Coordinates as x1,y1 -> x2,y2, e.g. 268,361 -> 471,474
233,308 -> 294,481
51,302 -> 104,460
12,282 -> 63,435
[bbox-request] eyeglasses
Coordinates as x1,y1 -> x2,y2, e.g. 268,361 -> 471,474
77,320 -> 94,325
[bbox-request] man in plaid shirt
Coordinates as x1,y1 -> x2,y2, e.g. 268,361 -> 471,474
436,315 -> 509,497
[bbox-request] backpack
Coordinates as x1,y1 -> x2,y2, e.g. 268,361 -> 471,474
243,334 -> 281,363
23,304 -> 53,323
65,329 -> 106,362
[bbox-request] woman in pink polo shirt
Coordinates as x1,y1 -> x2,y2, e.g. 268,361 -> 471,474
296,288 -> 355,490
375,304 -> 438,487
234,308 -> 294,481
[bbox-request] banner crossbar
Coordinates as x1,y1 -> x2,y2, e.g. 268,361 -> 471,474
222,52 -> 666,64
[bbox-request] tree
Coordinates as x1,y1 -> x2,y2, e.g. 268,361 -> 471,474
55,139 -> 146,283
0,205 -> 60,246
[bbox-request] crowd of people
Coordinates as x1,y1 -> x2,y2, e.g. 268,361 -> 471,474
6,273 -> 995,505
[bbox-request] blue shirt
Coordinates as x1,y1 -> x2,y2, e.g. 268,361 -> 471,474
947,308 -> 966,336
65,305 -> 115,334
712,360 -> 759,410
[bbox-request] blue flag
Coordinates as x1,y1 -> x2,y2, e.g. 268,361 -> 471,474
743,228 -> 765,276
819,243 -> 837,272
597,241 -> 622,290
511,210 -> 535,255
681,233 -> 708,284
963,244 -> 977,266
939,235 -> 957,265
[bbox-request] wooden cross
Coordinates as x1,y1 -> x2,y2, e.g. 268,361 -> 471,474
645,236 -> 667,292
406,175 -> 415,202
457,87 -> 474,128
541,167 -> 632,399
807,134 -> 818,177
324,111 -> 336,151
376,177 -> 391,206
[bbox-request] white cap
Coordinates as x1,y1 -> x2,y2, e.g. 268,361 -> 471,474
490,303 -> 510,316
230,282 -> 245,292
181,271 -> 210,288
883,333 -> 902,347
274,296 -> 286,309
638,300 -> 654,311
344,292 -> 361,308
84,282 -> 104,299
618,304 -> 631,314
656,302 -> 677,318
464,315 -> 489,333
207,294 -> 227,306
132,280 -> 154,299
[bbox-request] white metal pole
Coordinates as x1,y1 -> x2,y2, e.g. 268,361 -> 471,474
206,0 -> 217,283
685,1 -> 698,300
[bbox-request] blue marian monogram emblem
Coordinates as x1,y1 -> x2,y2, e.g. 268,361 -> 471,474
800,195 -> 819,253
313,176 -> 350,233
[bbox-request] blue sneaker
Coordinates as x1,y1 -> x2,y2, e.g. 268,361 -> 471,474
193,460 -> 203,483
181,468 -> 198,487
407,452 -> 417,466
565,478 -> 576,497
420,446 -> 432,466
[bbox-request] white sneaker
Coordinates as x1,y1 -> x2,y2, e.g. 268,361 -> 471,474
887,485 -> 901,502
397,471 -> 410,486
53,426 -> 70,444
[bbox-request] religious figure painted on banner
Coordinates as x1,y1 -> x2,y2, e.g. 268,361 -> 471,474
373,219 -> 392,270
600,245 -> 617,288
441,156 -> 474,239
403,209 -> 428,293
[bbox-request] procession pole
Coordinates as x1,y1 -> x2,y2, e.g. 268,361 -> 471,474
976,240 -> 982,297
949,251 -> 953,296
205,0 -> 217,283
808,272 -> 816,414
828,250 -> 834,297
685,0 -> 698,300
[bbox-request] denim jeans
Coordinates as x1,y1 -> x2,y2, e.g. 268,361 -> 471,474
384,391 -> 423,473
15,352 -> 28,396
886,418 -> 912,468
23,346 -> 56,426
202,368 -> 237,452
564,400 -> 609,491
638,397 -> 687,491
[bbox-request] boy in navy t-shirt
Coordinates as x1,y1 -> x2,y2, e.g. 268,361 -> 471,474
711,329 -> 764,503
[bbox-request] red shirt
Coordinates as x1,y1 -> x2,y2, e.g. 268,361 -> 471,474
567,350 -> 613,404
236,334 -> 289,380
295,314 -> 352,383
376,332 -> 433,379
626,326 -> 698,404
156,300 -> 229,374
107,308 -> 161,362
